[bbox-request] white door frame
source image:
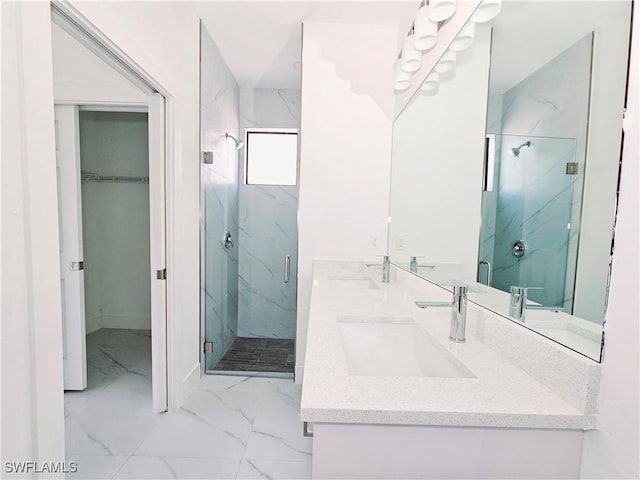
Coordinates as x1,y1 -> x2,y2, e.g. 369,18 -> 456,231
51,2 -> 174,412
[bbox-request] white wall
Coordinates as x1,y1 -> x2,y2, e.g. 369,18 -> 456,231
51,22 -> 148,105
572,2 -> 632,322
66,1 -> 202,407
79,111 -> 151,333
1,2 -> 66,473
388,27 -> 492,283
297,22 -> 396,380
580,2 -> 639,477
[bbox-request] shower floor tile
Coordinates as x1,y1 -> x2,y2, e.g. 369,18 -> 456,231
214,337 -> 295,373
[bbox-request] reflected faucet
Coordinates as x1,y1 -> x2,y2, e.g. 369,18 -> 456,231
415,284 -> 468,343
509,286 -> 562,322
382,255 -> 390,283
410,256 -> 418,273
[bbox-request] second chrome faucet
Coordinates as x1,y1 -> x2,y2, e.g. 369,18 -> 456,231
415,284 -> 468,343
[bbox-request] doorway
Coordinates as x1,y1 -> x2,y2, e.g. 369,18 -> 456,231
51,3 -> 169,414
199,23 -> 301,377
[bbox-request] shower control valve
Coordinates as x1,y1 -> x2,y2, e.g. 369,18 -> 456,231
512,240 -> 527,258
223,231 -> 234,249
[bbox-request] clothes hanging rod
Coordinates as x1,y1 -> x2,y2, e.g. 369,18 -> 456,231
81,170 -> 149,184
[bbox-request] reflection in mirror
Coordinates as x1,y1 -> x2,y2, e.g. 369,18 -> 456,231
480,33 -> 592,318
388,2 -> 632,361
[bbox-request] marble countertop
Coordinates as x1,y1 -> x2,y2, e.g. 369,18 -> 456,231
300,261 -> 597,430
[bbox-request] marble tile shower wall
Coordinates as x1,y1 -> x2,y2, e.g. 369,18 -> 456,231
490,34 -> 592,308
493,135 -> 576,306
238,89 -> 301,339
201,25 -> 240,369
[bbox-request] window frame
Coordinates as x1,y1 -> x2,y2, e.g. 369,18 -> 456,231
244,128 -> 299,186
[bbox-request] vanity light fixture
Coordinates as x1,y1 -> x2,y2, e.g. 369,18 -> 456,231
428,0 -> 457,22
471,0 -> 502,23
434,50 -> 456,73
414,1 -> 438,52
401,26 -> 422,73
449,22 -> 475,51
420,72 -> 439,93
394,55 -> 412,91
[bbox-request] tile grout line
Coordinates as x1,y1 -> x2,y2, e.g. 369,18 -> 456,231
110,455 -> 132,480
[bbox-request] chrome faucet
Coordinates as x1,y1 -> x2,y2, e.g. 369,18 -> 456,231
415,284 -> 468,343
410,256 -> 418,273
382,255 -> 390,283
509,286 -> 561,322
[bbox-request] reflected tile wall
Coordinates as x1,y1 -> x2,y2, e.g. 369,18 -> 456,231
238,89 -> 301,339
488,34 -> 592,309
493,136 -> 576,306
201,25 -> 240,369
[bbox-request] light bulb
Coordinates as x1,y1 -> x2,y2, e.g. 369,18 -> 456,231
429,0 -> 457,22
414,5 -> 438,52
471,0 -> 502,23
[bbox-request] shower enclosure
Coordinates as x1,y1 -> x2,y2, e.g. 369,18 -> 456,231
478,133 -> 580,310
199,23 -> 300,376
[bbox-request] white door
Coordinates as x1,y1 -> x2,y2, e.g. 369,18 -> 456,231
149,93 -> 168,412
55,105 -> 87,391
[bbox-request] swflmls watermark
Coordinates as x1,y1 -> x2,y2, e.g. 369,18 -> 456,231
4,461 -> 78,474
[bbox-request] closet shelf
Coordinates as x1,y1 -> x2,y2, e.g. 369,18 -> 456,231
81,170 -> 149,184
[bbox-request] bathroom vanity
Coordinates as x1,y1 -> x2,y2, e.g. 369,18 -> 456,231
301,261 -> 600,479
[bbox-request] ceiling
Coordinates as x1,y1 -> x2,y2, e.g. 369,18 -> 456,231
194,1 -> 416,89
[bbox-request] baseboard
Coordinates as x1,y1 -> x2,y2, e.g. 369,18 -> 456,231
182,362 -> 201,401
295,365 -> 304,384
85,314 -> 102,334
100,315 -> 151,330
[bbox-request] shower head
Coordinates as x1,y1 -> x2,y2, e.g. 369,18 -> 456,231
225,132 -> 244,150
510,141 -> 531,158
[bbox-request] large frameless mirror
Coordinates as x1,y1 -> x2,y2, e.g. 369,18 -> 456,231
388,1 -> 632,361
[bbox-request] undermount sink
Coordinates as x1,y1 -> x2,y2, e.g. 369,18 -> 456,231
337,315 -> 475,378
328,275 -> 381,290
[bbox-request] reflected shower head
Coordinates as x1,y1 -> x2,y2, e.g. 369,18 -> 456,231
510,141 -> 531,158
225,132 -> 244,150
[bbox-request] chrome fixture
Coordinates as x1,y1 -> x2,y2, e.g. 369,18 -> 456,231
284,254 -> 291,284
509,286 -> 561,322
225,132 -> 244,150
382,255 -> 390,283
415,284 -> 468,342
510,141 -> 531,157
512,239 -> 527,257
223,231 -> 234,249
410,256 -> 419,273
477,260 -> 492,286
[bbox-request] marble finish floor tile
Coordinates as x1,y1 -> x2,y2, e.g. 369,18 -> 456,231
65,329 -> 311,479
113,456 -> 241,479
66,455 -> 129,480
213,337 -> 295,373
236,459 -> 312,479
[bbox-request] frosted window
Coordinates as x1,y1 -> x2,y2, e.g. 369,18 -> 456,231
246,131 -> 298,185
